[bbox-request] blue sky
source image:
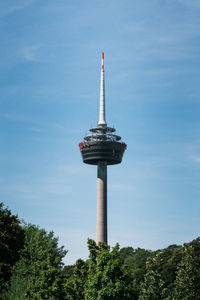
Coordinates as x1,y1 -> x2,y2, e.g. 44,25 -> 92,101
1,0 -> 200,264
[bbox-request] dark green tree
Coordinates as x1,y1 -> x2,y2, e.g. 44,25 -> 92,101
0,274 -> 31,300
139,254 -> 165,300
121,247 -> 153,298
25,254 -> 65,300
138,244 -> 183,300
4,224 -> 67,299
173,241 -> 200,300
85,239 -> 134,300
0,202 -> 25,292
64,258 -> 88,299
119,246 -> 135,263
62,265 -> 74,277
157,244 -> 182,299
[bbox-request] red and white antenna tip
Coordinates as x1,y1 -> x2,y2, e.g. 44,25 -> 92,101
101,52 -> 104,72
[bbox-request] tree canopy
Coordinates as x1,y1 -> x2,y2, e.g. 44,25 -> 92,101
1,202 -> 200,300
0,202 -> 25,291
2,223 -> 67,299
85,239 -> 134,300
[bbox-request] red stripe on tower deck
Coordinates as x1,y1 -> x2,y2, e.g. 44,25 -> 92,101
102,65 -> 104,72
102,52 -> 104,59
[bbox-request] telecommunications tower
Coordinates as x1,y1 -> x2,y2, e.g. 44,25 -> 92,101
78,52 -> 127,244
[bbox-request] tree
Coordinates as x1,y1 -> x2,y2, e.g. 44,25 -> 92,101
119,246 -> 135,263
138,244 -> 183,300
0,273 -> 31,300
64,258 -> 88,300
85,239 -> 134,300
121,247 -> 153,298
139,254 -> 165,300
0,202 -> 25,292
62,265 -> 74,277
173,242 -> 200,300
4,224 -> 67,299
25,254 -> 65,300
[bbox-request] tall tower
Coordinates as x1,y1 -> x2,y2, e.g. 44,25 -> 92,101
78,52 -> 127,244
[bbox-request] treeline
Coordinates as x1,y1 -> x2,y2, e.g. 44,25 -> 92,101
1,202 -> 200,299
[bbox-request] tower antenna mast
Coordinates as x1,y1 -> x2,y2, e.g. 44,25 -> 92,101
98,52 -> 106,126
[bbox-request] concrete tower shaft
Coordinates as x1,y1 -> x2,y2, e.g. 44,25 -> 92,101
97,163 -> 107,244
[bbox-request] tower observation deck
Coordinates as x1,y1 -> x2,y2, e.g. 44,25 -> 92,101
78,52 -> 127,244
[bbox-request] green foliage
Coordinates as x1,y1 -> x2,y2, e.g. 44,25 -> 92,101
4,224 -> 67,299
64,258 -> 88,299
25,254 -> 65,299
3,203 -> 200,300
157,244 -> 182,299
85,239 -> 134,300
0,274 -> 31,300
119,246 -> 135,262
0,202 -> 25,292
121,247 -> 153,298
139,254 -> 166,300
173,240 -> 200,300
138,244 -> 183,300
62,265 -> 74,277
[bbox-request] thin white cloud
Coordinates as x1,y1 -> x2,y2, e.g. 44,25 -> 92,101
29,127 -> 44,133
57,163 -> 93,175
178,0 -> 200,9
0,0 -> 35,17
11,184 -> 32,194
109,182 -> 135,191
190,156 -> 200,164
20,45 -> 41,62
1,113 -> 35,124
